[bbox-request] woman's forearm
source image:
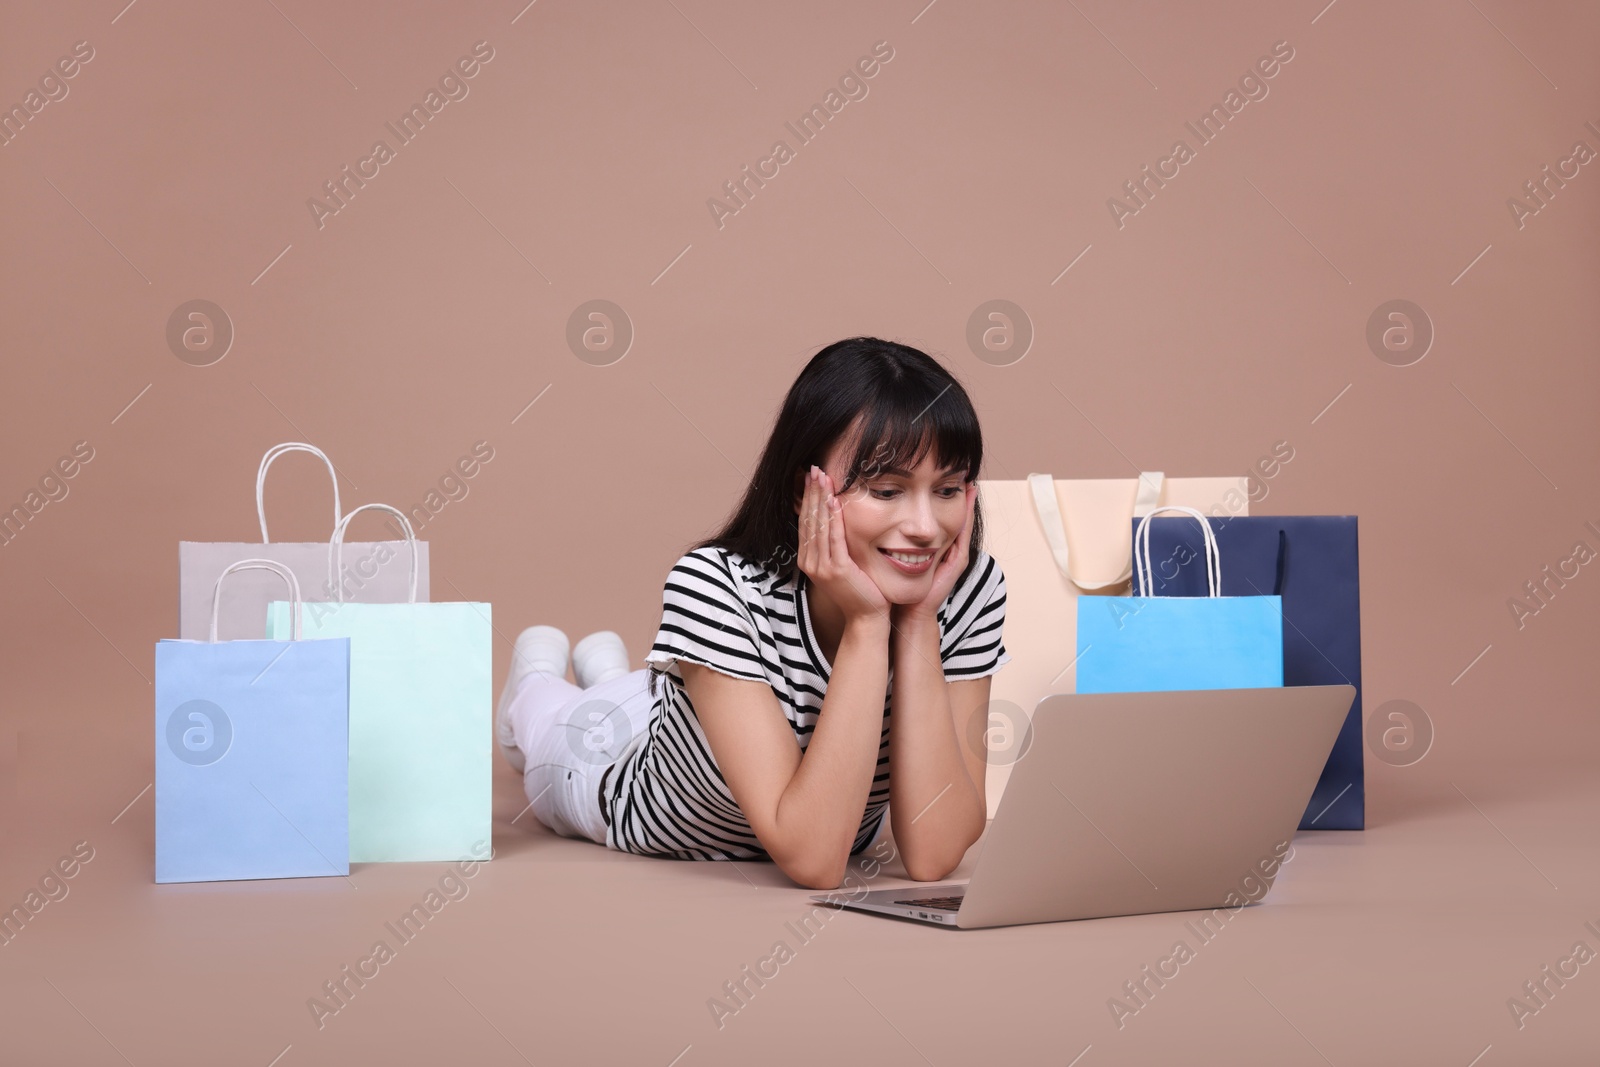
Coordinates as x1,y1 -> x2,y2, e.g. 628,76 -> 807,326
773,615 -> 891,886
888,614 -> 986,880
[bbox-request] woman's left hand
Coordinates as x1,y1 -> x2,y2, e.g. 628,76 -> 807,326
895,481 -> 977,627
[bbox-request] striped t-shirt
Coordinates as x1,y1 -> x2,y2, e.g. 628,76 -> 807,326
599,544 -> 1011,861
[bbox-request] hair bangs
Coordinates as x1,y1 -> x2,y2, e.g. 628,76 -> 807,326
839,385 -> 981,494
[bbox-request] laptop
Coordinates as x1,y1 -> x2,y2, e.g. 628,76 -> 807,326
809,684 -> 1356,929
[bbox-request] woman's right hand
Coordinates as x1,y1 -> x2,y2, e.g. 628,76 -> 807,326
796,465 -> 891,624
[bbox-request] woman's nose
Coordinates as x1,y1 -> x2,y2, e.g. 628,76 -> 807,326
899,493 -> 939,539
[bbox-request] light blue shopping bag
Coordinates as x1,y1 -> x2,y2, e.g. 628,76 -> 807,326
267,505 -> 491,863
1076,507 -> 1282,694
155,560 -> 350,884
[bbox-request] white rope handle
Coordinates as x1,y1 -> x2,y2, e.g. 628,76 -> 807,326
1027,472 -> 1165,590
256,442 -> 342,543
329,503 -> 418,604
210,558 -> 302,642
1134,505 -> 1220,598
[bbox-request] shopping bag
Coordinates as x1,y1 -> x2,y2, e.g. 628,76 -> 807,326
266,504 -> 491,862
976,472 -> 1251,817
1133,514 -> 1364,829
155,560 -> 350,884
1076,506 -> 1283,693
179,442 -> 430,640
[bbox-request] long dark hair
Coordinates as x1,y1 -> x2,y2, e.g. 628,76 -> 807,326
695,336 -> 986,589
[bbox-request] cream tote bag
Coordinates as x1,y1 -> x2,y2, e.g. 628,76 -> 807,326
179,443 -> 430,641
975,472 -> 1251,818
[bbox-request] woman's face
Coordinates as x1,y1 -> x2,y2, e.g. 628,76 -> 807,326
802,435 -> 971,604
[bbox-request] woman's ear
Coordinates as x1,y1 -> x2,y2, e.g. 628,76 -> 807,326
793,469 -> 806,515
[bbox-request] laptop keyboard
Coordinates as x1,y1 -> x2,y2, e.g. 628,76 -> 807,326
891,893 -> 964,911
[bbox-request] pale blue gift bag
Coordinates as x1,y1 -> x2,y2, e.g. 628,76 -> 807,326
267,505 -> 491,863
155,560 -> 350,884
1076,507 -> 1283,694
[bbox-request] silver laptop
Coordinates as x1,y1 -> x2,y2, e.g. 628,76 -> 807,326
810,685 -> 1356,929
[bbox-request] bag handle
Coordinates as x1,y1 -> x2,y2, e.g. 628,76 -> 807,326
329,504 -> 418,604
1134,505 -> 1220,598
1026,472 -> 1165,590
210,558 -> 302,642
256,442 -> 342,543
1274,529 -> 1288,597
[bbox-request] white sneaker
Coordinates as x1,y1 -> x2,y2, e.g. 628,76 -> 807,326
572,630 -> 630,689
497,625 -> 570,773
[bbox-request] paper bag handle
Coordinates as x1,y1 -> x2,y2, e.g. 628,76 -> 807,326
1026,472 -> 1165,590
256,442 -> 342,543
329,504 -> 418,604
1133,506 -> 1221,598
211,558 -> 302,642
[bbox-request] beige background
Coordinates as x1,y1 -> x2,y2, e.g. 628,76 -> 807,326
2,1 -> 1597,1064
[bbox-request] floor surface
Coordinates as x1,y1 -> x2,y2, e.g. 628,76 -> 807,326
5,722 -> 1597,1067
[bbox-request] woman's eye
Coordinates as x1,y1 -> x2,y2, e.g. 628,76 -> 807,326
869,486 -> 963,500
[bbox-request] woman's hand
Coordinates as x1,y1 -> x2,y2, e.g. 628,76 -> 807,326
797,465 -> 890,624
895,480 -> 977,627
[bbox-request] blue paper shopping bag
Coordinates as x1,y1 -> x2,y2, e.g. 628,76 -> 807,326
267,505 -> 491,863
1076,507 -> 1283,693
1134,514 -> 1364,829
155,560 -> 350,884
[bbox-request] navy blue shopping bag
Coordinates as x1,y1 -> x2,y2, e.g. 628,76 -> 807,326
1133,515 -> 1364,830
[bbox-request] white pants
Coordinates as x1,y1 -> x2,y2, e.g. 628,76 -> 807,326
505,667 -> 652,847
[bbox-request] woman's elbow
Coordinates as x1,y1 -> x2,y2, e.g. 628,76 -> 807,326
902,835 -> 978,882
777,849 -> 849,891
903,857 -> 959,883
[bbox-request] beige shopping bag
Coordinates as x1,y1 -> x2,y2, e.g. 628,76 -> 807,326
178,443 -> 430,641
976,472 -> 1250,817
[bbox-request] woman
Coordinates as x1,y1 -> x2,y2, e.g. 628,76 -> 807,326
497,336 -> 1010,889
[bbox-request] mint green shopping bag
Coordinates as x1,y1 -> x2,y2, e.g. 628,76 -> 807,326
267,504 -> 490,862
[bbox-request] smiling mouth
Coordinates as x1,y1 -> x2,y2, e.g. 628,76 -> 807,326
879,547 -> 936,574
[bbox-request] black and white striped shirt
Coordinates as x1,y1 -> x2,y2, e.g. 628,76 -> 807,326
601,545 -> 1010,861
